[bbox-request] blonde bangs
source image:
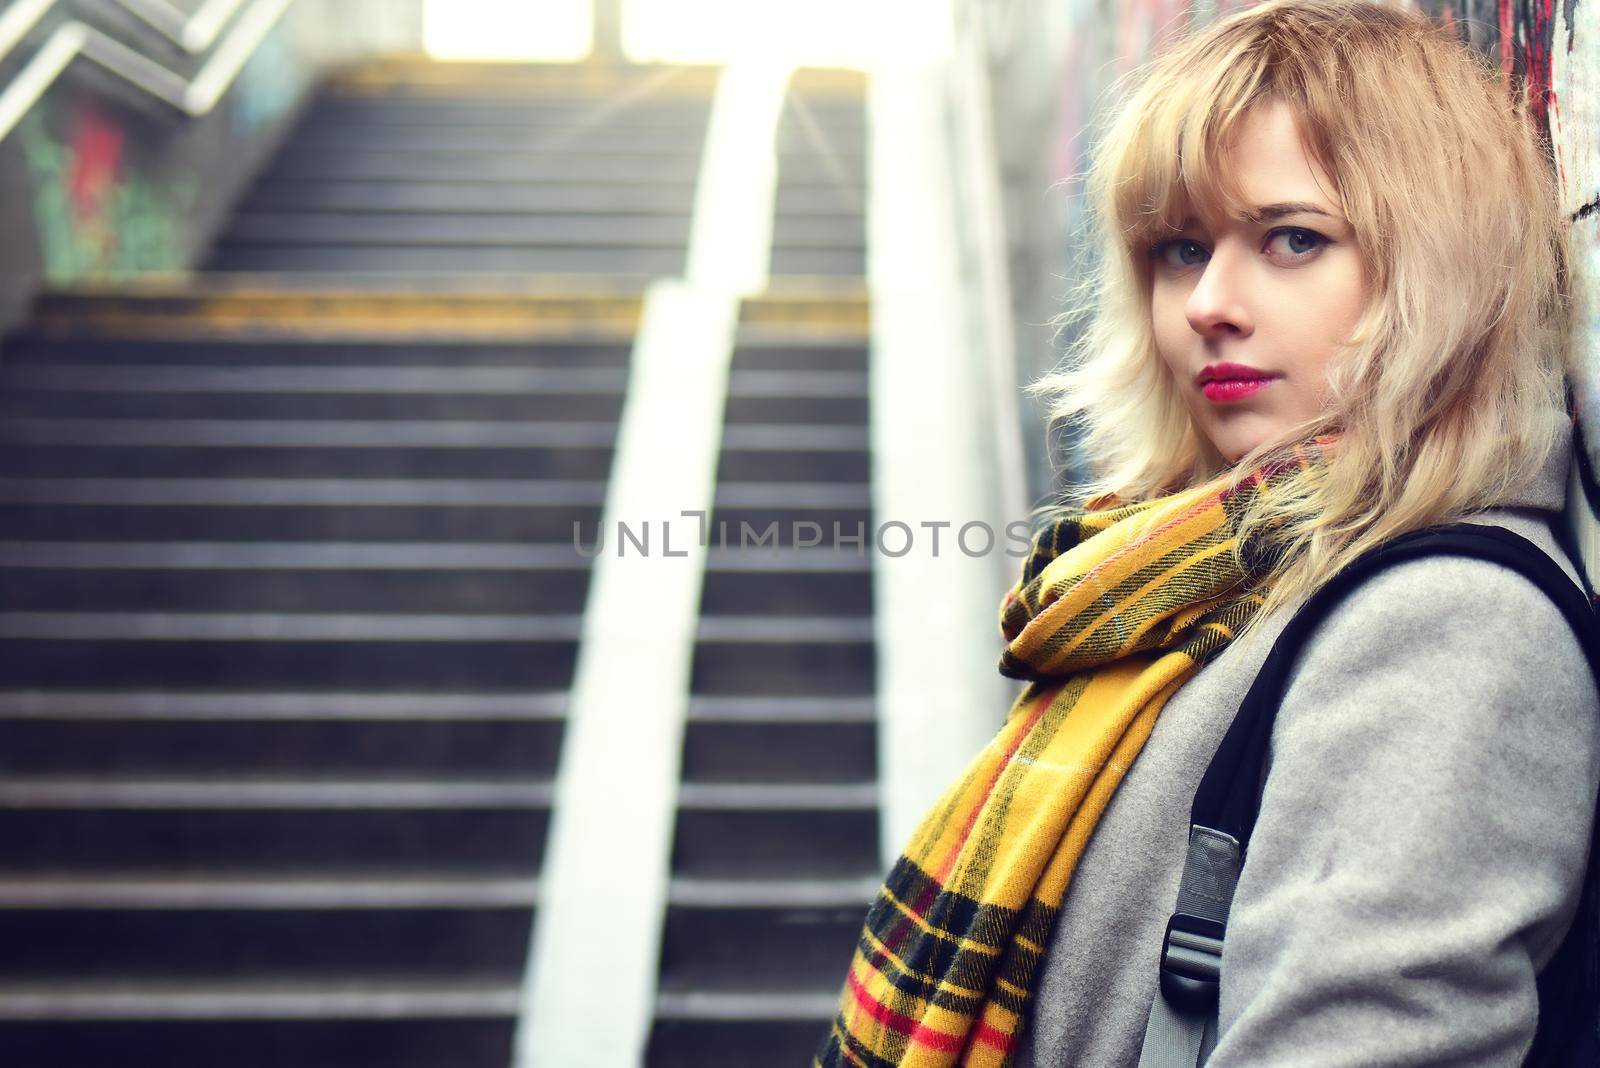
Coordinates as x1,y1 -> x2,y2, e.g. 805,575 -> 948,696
1099,42 -> 1269,255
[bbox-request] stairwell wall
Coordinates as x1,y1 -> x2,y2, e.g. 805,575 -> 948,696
0,0 -> 425,339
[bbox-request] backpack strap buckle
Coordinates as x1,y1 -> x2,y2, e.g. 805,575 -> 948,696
1159,912 -> 1225,1012
1155,825 -> 1244,1014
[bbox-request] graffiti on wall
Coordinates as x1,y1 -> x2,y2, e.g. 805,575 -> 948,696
17,99 -> 196,280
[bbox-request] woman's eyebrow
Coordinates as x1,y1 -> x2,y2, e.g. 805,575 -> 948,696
1243,201 -> 1341,223
1179,202 -> 1342,228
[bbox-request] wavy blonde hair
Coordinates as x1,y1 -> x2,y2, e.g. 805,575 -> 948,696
1031,0 -> 1573,645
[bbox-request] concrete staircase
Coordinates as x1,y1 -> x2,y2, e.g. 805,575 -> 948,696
0,58 -> 879,1068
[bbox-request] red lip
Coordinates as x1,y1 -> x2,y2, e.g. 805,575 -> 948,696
1196,361 -> 1276,385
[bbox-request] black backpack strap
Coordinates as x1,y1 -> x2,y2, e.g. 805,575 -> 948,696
1139,521 -> 1600,1068
1199,522 -> 1600,844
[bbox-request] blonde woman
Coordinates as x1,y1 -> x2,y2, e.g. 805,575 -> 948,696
816,2 -> 1600,1066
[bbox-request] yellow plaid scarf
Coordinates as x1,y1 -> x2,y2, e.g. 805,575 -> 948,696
813,435 -> 1335,1068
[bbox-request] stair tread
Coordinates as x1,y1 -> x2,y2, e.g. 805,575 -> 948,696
667,875 -> 877,908
714,483 -> 871,507
0,777 -> 556,808
0,612 -> 584,641
0,365 -> 628,393
0,542 -> 592,568
685,695 -> 874,722
0,691 -> 566,720
654,988 -> 838,1020
719,424 -> 869,450
0,477 -> 609,505
0,418 -> 621,447
676,782 -> 878,810
0,873 -> 540,908
0,979 -> 522,1018
726,369 -> 867,396
695,616 -> 874,642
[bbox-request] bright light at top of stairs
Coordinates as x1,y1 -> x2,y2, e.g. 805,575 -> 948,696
422,0 -> 954,69
422,0 -> 593,62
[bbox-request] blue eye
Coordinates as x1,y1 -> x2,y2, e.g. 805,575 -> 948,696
1149,238 -> 1208,268
1268,227 -> 1325,258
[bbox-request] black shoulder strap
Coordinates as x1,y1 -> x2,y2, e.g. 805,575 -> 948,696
1191,521 -> 1600,845
1138,521 -> 1600,1068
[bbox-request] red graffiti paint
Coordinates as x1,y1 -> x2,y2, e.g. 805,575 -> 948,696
66,101 -> 124,221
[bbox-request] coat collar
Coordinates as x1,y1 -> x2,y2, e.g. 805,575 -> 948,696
1495,407 -> 1571,512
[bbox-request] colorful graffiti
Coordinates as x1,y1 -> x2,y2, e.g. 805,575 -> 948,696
17,99 -> 196,280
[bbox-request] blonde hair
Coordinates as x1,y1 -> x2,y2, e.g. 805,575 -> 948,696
1031,0 -> 1572,645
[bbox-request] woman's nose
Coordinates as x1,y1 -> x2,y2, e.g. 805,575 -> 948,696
1185,245 -> 1254,339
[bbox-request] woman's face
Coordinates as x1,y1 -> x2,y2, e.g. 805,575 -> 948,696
1149,99 -> 1365,466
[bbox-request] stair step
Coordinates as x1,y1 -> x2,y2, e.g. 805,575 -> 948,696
676,782 -> 878,809
0,337 -> 634,367
0,477 -> 606,541
0,390 -> 627,421
0,611 -> 580,688
0,979 -> 521,1017
216,211 -> 864,252
264,151 -> 710,184
0,983 -> 517,1068
205,245 -> 692,274
0,363 -> 629,422
658,876 -> 871,997
0,902 -> 534,981
686,695 -> 874,722
700,561 -> 870,617
698,502 -> 876,552
729,342 -> 866,373
0,441 -> 615,480
286,121 -> 835,157
0,542 -> 593,612
0,365 -> 629,393
681,717 -> 875,782
0,435 -> 615,490
0,612 -> 583,641
307,97 -> 712,128
0,690 -> 569,776
0,873 -> 540,907
665,875 -> 878,909
0,690 -> 568,719
237,179 -> 861,216
0,502 -> 602,542
259,151 -> 861,188
0,777 -> 552,873
222,211 -> 697,248
713,456 -> 869,484
647,990 -> 835,1068
672,783 -> 880,878
290,122 -> 710,153
654,988 -> 837,1020
0,777 -> 557,807
769,248 -> 868,277
0,417 -> 622,447
0,477 -> 608,505
691,616 -> 875,695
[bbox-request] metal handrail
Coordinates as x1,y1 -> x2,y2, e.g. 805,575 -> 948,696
117,0 -> 254,55
0,0 -> 295,144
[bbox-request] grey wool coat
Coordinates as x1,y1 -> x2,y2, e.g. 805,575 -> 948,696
1014,423 -> 1600,1068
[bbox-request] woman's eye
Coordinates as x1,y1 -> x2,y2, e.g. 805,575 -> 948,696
1266,227 -> 1326,260
1150,238 -> 1208,269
